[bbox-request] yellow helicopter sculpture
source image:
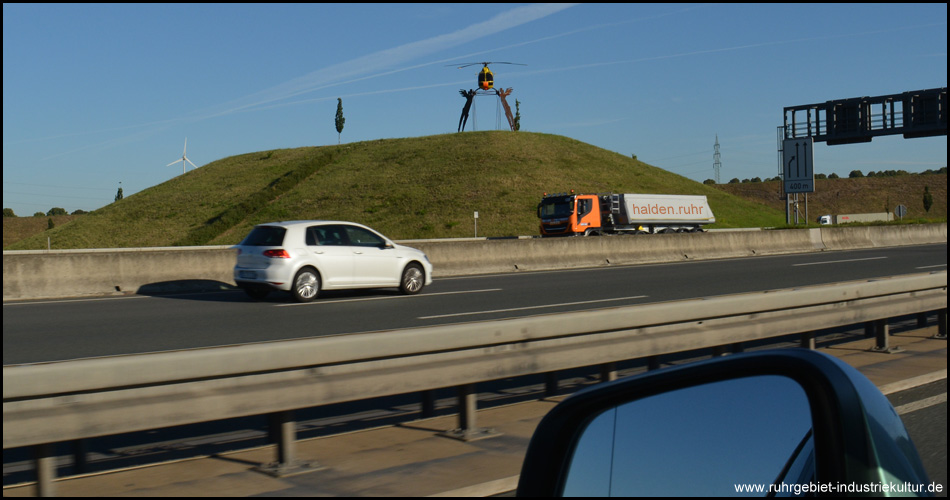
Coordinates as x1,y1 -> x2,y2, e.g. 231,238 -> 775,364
452,62 -> 525,131
455,61 -> 525,90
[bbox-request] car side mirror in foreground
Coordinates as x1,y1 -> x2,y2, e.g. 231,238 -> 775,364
517,349 -> 931,497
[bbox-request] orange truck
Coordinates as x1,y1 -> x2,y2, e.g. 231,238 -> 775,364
538,192 -> 715,236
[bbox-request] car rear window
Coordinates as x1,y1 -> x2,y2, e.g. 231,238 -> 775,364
240,226 -> 286,246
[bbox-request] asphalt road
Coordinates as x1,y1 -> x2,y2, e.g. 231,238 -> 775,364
3,243 -> 946,365
888,379 -> 948,495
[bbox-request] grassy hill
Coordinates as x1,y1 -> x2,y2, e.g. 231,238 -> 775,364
7,131 -> 793,250
2,215 -> 80,249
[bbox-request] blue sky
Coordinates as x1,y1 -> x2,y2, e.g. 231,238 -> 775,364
3,3 -> 947,217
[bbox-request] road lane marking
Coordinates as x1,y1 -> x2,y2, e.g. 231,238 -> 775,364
894,393 -> 947,415
2,295 -> 150,306
916,264 -> 947,269
276,288 -> 502,307
418,295 -> 649,319
792,256 -> 887,266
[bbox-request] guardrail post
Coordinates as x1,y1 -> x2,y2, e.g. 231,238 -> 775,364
917,313 -> 928,328
647,356 -> 660,371
544,372 -> 558,397
936,309 -> 947,339
600,362 -> 617,381
255,411 -> 321,477
276,411 -> 296,466
800,332 -> 816,350
873,319 -> 888,351
71,439 -> 87,474
869,318 -> 901,353
459,384 -> 476,430
439,384 -> 500,441
34,443 -> 56,497
421,390 -> 436,418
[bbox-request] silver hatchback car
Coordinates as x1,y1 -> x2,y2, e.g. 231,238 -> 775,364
233,221 -> 433,302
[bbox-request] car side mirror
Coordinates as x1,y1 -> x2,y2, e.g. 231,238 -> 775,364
517,349 -> 931,497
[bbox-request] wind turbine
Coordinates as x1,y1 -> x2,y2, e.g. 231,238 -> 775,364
167,138 -> 198,174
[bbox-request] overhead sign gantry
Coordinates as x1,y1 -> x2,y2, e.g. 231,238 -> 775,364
779,87 -> 946,224
783,87 -> 946,145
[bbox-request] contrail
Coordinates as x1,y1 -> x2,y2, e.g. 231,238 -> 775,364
27,8 -> 941,155
28,4 -> 577,159
198,6 -> 702,117
196,4 -> 576,119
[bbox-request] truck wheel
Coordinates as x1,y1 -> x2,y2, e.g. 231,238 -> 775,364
292,268 -> 320,302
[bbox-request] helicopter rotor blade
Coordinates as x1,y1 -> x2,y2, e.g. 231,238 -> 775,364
450,61 -> 527,69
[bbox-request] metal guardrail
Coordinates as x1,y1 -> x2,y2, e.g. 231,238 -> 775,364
3,271 -> 947,494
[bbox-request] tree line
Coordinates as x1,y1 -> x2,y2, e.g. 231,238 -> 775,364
704,166 -> 946,185
3,207 -> 88,218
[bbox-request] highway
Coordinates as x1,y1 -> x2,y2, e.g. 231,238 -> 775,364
3,243 -> 946,365
2,243 -> 946,493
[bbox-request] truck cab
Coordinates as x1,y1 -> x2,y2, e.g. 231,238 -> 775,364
538,193 -> 602,236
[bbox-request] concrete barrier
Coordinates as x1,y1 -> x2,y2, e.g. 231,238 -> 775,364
3,224 -> 946,301
820,223 -> 948,250
2,247 -> 236,301
410,228 -> 826,276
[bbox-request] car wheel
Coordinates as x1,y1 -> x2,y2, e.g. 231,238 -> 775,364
292,268 -> 320,302
243,286 -> 269,300
399,263 -> 425,295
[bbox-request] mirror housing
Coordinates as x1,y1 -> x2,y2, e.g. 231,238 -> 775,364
517,349 -> 930,497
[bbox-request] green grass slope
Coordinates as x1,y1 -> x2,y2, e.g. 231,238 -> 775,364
716,175 -> 947,222
3,215 -> 79,248
6,132 -> 785,250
